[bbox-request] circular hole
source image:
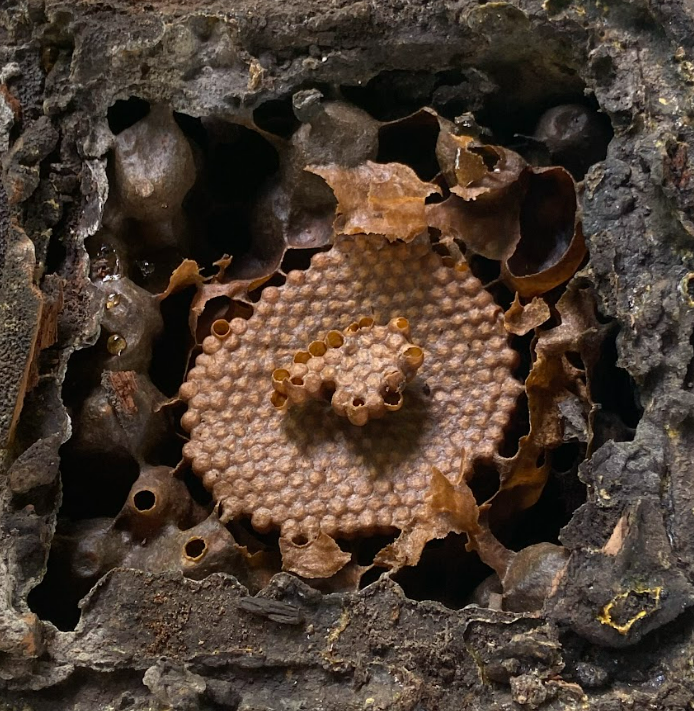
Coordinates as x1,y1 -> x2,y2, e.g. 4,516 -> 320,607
353,398 -> 365,407
184,537 -> 207,560
272,368 -> 290,382
382,389 -> 402,407
347,322 -> 360,333
290,377 -> 304,386
212,319 -> 231,339
271,391 -> 288,408
294,351 -> 311,364
359,317 -> 374,328
292,534 -> 309,546
403,346 -> 424,368
133,490 -> 156,512
394,317 -> 409,330
308,341 -> 327,357
326,331 -> 344,348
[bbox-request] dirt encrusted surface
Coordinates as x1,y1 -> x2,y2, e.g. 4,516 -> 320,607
3,0 -> 694,709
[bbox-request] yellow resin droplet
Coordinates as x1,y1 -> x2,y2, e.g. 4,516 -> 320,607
107,334 -> 127,356
105,293 -> 121,309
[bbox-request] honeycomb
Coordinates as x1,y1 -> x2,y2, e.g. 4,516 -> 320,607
271,316 -> 424,426
181,233 -> 522,542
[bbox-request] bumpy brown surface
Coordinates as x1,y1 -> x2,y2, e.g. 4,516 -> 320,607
181,234 -> 521,540
272,315 -> 424,426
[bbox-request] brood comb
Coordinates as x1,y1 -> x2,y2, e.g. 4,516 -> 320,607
181,234 -> 522,549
